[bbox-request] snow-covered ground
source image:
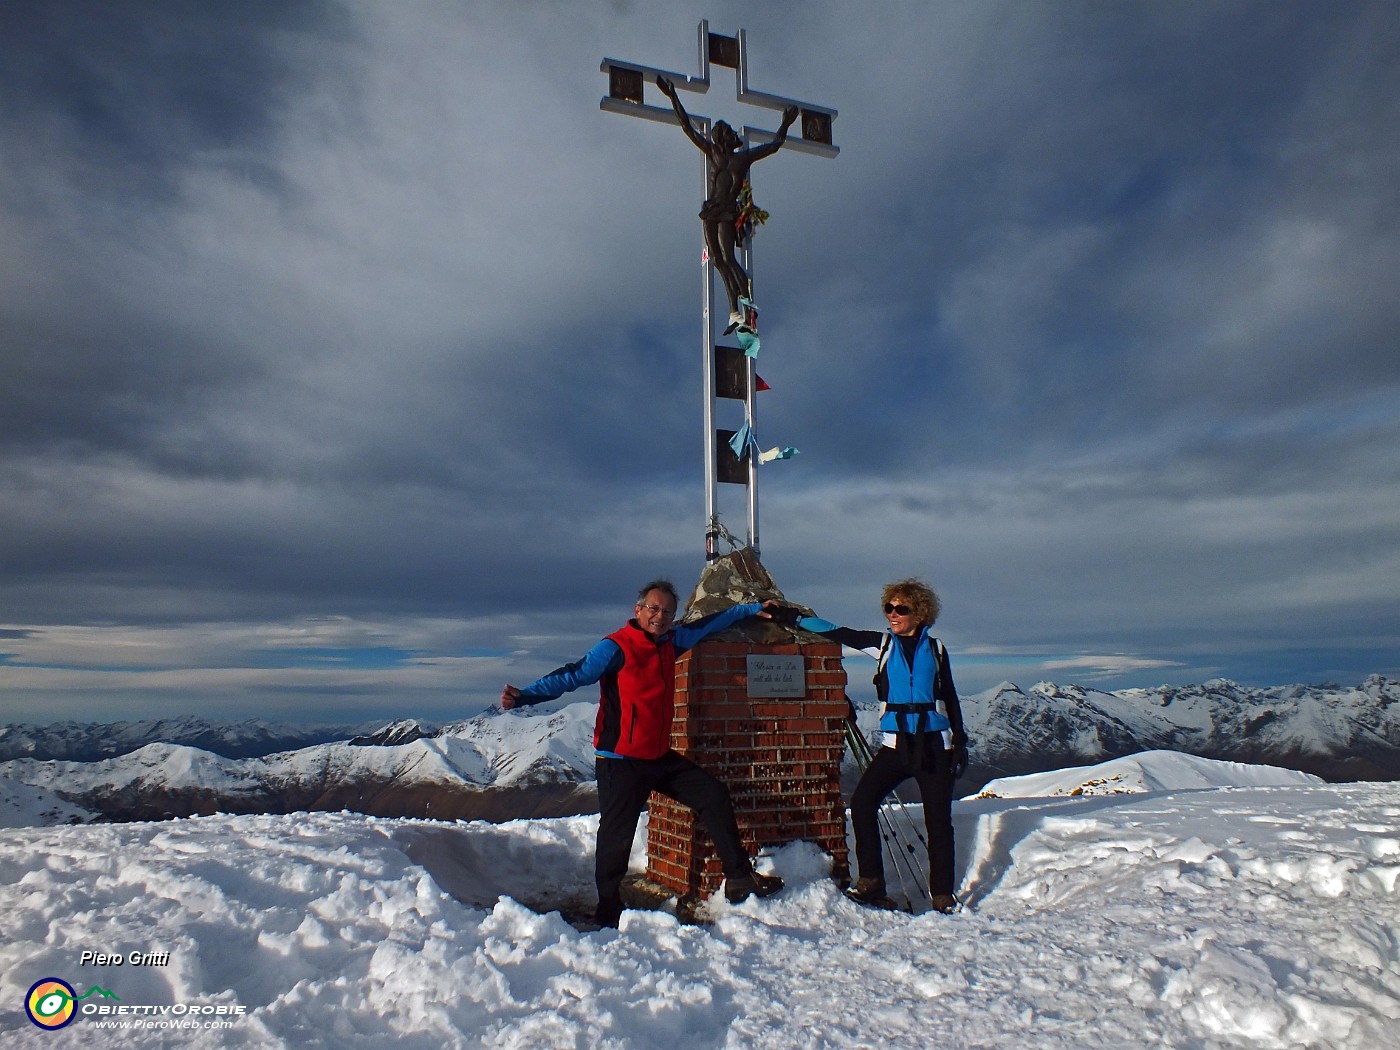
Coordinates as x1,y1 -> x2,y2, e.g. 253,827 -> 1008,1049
3,752 -> 1398,1048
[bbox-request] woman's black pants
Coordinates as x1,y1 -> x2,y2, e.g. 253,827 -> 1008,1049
849,743 -> 956,896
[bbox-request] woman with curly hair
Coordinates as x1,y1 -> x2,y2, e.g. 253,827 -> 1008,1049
799,578 -> 969,913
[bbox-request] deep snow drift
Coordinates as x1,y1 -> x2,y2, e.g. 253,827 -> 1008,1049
2,751 -> 1398,1048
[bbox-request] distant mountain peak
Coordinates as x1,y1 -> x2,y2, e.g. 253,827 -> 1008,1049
350,720 -> 438,747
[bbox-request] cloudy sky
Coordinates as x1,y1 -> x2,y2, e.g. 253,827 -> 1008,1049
2,0 -> 1397,726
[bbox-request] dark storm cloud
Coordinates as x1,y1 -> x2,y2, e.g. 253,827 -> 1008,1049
0,0 -> 332,194
1,0 -> 1397,722
771,0 -> 1400,468
0,0 -> 345,479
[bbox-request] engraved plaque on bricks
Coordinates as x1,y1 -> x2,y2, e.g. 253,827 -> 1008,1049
746,654 -> 804,697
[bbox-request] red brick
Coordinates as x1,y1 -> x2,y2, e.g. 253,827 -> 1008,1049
749,703 -> 790,718
657,637 -> 855,895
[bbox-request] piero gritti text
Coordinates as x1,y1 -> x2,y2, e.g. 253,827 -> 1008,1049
80,950 -> 171,966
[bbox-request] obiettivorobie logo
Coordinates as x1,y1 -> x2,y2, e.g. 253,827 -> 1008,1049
24,978 -> 120,1030
23,975 -> 247,1032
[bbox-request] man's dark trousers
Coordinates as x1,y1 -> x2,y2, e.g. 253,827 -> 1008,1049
595,751 -> 751,915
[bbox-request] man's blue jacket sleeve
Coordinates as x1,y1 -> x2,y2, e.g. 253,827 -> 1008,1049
517,640 -> 623,704
515,602 -> 760,704
672,602 -> 762,654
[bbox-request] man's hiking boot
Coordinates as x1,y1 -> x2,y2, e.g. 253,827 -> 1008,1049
844,877 -> 897,910
929,893 -> 959,914
725,871 -> 784,904
593,898 -> 623,928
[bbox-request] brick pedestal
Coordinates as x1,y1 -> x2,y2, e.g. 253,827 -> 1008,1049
645,635 -> 850,898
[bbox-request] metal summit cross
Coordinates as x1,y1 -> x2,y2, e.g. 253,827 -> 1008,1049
601,21 -> 838,561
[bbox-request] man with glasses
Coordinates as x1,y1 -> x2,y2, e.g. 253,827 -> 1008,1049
795,578 -> 969,913
502,579 -> 785,927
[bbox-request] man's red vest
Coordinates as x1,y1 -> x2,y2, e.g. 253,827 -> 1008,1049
593,622 -> 676,759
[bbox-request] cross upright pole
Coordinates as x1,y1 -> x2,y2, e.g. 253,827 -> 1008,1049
601,21 -> 838,561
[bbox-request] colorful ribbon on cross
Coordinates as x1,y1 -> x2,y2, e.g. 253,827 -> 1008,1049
729,421 -> 799,465
735,297 -> 762,357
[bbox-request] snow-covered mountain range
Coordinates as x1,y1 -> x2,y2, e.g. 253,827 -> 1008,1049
2,677 -> 1396,825
0,716 -> 376,761
0,704 -> 599,825
961,675 -> 1400,785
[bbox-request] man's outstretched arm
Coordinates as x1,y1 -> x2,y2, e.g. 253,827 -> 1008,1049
671,600 -> 784,653
501,639 -> 623,709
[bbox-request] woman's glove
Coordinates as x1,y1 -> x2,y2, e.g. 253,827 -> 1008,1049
950,740 -> 970,780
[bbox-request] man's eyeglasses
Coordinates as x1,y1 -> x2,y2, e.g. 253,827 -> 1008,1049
638,603 -> 676,618
884,603 -> 913,616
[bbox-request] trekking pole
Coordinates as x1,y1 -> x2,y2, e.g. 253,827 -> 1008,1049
882,809 -> 931,907
881,780 -> 932,861
879,801 -> 925,908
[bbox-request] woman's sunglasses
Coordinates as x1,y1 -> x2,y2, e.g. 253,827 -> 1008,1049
883,603 -> 913,616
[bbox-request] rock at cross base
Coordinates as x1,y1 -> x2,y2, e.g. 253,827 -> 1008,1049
681,548 -> 818,644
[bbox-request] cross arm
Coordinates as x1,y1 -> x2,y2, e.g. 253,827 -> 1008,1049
742,125 -> 840,160
599,56 -> 711,126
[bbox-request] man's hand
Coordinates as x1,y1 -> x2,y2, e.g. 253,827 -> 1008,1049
759,601 -> 801,625
656,74 -> 676,98
781,105 -> 799,129
500,684 -> 522,710
756,599 -> 801,621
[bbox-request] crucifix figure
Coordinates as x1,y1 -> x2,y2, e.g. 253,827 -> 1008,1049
600,22 -> 837,559
656,74 -> 798,333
